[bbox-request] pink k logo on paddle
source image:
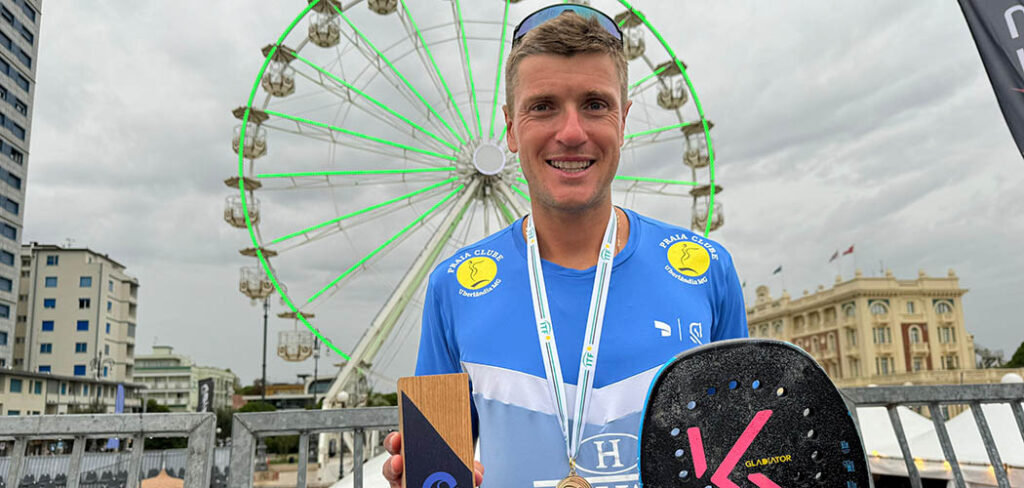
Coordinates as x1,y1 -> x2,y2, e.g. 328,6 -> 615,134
686,409 -> 780,488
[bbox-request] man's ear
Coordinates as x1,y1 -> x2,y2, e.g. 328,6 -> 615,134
619,99 -> 633,146
503,104 -> 518,153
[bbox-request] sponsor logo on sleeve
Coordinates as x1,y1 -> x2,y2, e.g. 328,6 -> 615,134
659,234 -> 719,286
449,250 -> 504,298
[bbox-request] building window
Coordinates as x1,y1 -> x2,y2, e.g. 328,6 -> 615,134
82,384 -> 89,395
0,330 -> 5,345
80,276 -> 92,287
78,298 -> 91,309
869,302 -> 888,316
46,255 -> 58,266
939,326 -> 957,344
106,323 -> 110,334
848,358 -> 860,378
107,301 -> 111,311
10,378 -> 21,392
872,327 -> 891,344
75,342 -> 87,353
909,326 -> 921,344
935,301 -> 953,314
0,249 -> 12,265
43,298 -> 55,308
104,344 -> 109,355
39,343 -> 51,353
77,320 -> 89,331
773,321 -> 782,335
103,366 -> 108,377
74,365 -> 86,376
912,357 -> 923,372
0,276 -> 10,292
875,356 -> 894,375
44,276 -> 57,287
60,383 -> 66,395
33,381 -> 40,394
943,354 -> 960,370
38,365 -> 50,373
0,303 -> 8,318
41,320 -> 53,331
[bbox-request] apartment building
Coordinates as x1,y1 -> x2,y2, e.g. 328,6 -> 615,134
134,345 -> 237,412
746,269 -> 990,387
0,368 -> 143,415
13,244 -> 139,382
0,0 -> 40,368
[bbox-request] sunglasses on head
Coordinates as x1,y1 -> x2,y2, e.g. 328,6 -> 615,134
512,4 -> 623,46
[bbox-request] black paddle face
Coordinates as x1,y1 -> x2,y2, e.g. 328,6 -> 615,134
639,339 -> 869,488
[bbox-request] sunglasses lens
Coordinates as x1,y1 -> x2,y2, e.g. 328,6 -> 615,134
513,5 -> 622,43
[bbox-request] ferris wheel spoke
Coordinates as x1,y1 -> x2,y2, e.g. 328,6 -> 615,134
306,183 -> 466,305
289,51 -> 459,152
629,63 -> 669,93
331,3 -> 467,146
488,0 -> 512,140
614,175 -> 698,186
452,0 -> 483,140
258,167 -> 456,180
266,110 -> 457,162
397,0 -> 473,140
510,181 -> 531,203
268,177 -> 458,246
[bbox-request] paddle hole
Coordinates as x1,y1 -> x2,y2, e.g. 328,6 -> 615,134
806,429 -> 817,439
707,386 -> 716,396
675,449 -> 684,458
803,407 -> 812,417
811,450 -> 820,462
728,380 -> 738,390
670,427 -> 680,437
793,471 -> 804,481
775,386 -> 786,397
752,380 -> 760,389
686,401 -> 696,410
677,470 -> 689,479
814,472 -> 823,481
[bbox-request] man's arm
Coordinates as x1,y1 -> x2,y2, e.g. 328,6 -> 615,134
711,248 -> 749,341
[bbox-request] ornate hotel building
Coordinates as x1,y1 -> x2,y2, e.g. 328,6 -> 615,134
746,269 -> 1000,388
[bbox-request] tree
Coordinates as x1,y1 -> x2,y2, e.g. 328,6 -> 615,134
1006,341 -> 1024,368
238,400 -> 276,413
215,407 -> 235,440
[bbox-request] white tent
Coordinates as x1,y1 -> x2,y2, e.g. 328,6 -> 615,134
857,404 -> 1024,487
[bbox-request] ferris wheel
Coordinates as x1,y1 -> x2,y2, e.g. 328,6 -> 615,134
224,0 -> 723,409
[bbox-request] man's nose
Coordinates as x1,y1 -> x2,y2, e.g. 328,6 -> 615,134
555,107 -> 587,147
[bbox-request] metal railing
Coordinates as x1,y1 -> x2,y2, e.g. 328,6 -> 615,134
844,383 -> 1024,488
228,406 -> 397,488
0,412 -> 216,488
1,385 -> 1021,488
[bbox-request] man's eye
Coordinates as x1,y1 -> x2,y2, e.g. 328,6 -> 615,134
530,103 -> 551,112
587,101 -> 608,110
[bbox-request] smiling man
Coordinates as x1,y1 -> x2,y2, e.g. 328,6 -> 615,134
383,5 -> 746,488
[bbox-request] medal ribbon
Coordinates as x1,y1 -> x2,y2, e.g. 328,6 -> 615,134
525,208 -> 617,464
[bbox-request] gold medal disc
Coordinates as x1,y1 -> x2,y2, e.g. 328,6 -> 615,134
556,474 -> 591,488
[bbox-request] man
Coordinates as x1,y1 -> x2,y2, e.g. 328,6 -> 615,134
384,5 -> 746,487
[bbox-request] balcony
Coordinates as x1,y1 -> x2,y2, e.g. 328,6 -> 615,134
940,341 -> 960,352
909,342 -> 930,355
874,342 -> 894,352
937,312 -> 955,323
871,314 -> 890,324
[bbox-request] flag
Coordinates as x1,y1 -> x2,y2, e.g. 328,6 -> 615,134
958,0 -> 1024,158
828,250 -> 839,263
842,245 -> 854,256
772,266 -> 782,275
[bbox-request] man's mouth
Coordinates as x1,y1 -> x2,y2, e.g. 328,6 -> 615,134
546,159 -> 595,173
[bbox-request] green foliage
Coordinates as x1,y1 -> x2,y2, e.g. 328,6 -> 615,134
1006,342 -> 1024,368
265,435 -> 300,454
215,407 -> 234,439
144,399 -> 170,413
366,391 -> 398,407
238,400 -> 277,413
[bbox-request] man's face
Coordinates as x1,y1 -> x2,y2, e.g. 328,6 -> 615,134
504,52 -> 631,215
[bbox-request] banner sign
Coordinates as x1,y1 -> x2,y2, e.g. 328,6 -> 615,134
959,0 -> 1024,158
197,378 -> 215,413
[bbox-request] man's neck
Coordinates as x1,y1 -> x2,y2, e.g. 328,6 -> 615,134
525,203 -> 629,270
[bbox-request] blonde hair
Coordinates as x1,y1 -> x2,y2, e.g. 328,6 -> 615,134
505,12 -> 628,111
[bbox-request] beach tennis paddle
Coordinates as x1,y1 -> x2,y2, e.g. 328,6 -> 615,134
638,339 -> 870,487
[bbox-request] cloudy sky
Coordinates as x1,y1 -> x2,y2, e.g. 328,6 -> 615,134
23,1 -> 1023,389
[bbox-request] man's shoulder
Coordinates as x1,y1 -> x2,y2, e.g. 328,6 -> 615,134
427,218 -> 524,286
629,209 -> 734,257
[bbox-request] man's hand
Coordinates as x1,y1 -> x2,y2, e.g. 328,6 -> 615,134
382,432 -> 484,487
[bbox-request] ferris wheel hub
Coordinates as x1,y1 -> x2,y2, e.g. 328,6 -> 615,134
471,142 -> 507,176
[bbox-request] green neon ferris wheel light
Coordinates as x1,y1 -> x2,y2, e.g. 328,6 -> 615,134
236,0 -> 718,362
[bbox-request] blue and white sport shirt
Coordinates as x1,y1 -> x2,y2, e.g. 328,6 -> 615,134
416,208 -> 748,488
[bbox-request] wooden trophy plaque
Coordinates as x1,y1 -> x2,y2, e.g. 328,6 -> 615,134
397,373 -> 474,488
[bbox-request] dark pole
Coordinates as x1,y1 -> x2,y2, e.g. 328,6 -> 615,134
261,297 -> 268,402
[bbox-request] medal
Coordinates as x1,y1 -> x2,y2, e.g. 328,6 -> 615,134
525,208 -> 617,485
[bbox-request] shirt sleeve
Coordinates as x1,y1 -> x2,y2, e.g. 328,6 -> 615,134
711,246 -> 749,342
415,272 -> 461,376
